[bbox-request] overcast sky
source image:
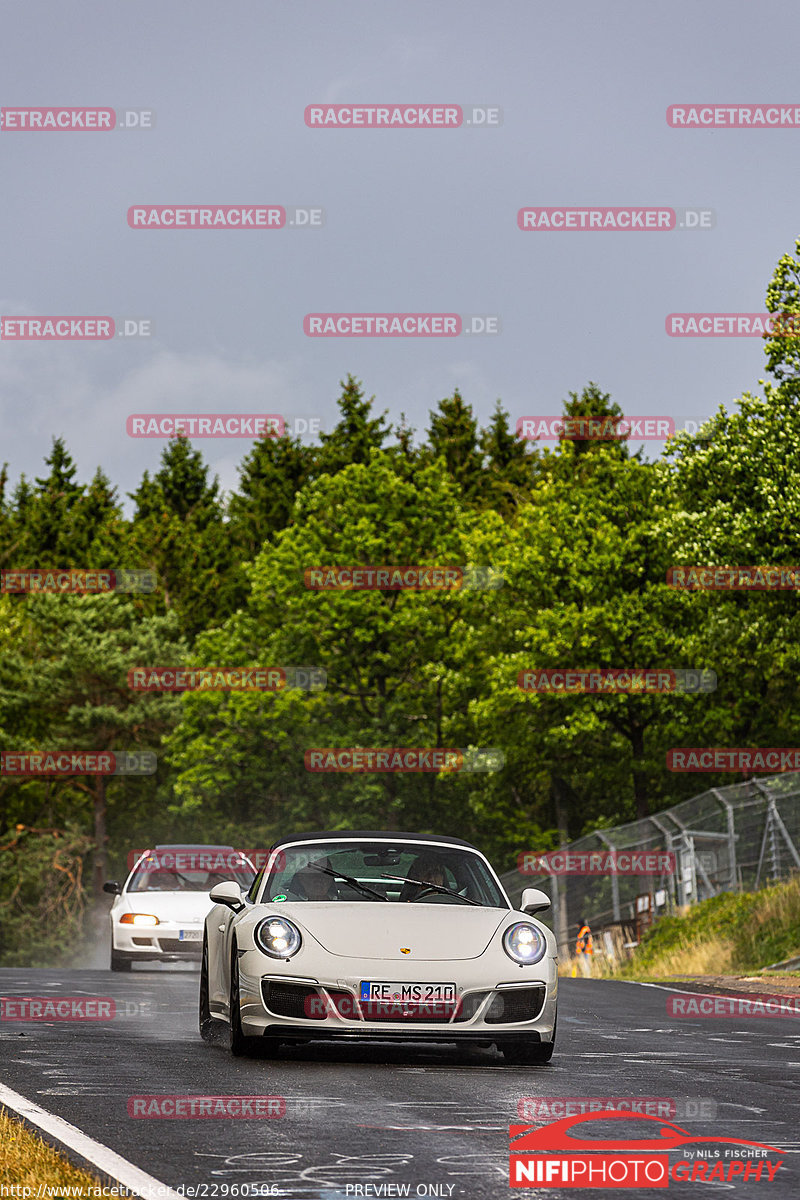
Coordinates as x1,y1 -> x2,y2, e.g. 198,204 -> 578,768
1,1 -> 796,507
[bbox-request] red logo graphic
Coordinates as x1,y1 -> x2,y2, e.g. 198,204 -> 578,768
510,1112 -> 783,1188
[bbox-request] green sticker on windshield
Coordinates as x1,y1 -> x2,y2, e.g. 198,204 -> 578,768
272,894 -> 287,902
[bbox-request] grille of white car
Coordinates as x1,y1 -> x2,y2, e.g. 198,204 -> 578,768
484,985 -> 546,1023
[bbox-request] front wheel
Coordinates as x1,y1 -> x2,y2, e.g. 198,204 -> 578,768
501,1014 -> 557,1065
229,943 -> 260,1057
502,1039 -> 554,1064
110,945 -> 132,972
199,934 -> 222,1043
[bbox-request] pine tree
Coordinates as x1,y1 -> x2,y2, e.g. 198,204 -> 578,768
20,439 -> 86,563
386,413 -> 422,480
228,433 -> 315,562
426,389 -> 484,502
316,375 -> 391,476
479,400 -> 532,513
131,436 -> 221,526
127,437 -> 237,639
65,469 -> 122,562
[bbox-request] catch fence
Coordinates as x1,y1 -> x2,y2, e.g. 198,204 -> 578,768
500,771 -> 800,960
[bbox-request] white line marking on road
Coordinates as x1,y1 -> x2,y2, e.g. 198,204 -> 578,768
0,1080 -> 181,1200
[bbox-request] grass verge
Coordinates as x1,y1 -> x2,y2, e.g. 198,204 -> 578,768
0,1106 -> 119,1194
599,873 -> 800,979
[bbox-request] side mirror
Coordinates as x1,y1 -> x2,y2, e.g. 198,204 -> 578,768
103,881 -> 121,895
521,887 -> 551,915
210,880 -> 245,913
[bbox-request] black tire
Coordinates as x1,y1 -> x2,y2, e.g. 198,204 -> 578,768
502,1039 -> 554,1065
110,946 -> 132,972
229,942 -> 259,1057
199,934 -> 222,1043
501,1013 -> 557,1065
259,1036 -> 282,1059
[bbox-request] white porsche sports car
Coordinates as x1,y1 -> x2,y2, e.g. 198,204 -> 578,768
199,831 -> 557,1063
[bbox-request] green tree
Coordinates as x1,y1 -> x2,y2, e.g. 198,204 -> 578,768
463,451 -> 699,831
0,594 -> 186,897
127,437 -> 237,638
479,400 -> 532,514
659,235 -> 800,773
227,433 -> 315,563
14,439 -> 84,563
166,454 -> 492,838
316,375 -> 391,476
426,389 -> 484,503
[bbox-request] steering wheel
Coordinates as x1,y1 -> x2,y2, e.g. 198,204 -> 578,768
412,885 -> 470,903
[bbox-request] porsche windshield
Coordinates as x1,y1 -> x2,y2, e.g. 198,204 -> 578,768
260,842 -> 507,906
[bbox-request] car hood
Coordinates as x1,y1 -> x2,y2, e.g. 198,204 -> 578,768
118,891 -> 213,922
281,902 -> 512,960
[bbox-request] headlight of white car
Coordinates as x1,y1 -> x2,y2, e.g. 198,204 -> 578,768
254,916 -> 302,959
503,921 -> 546,965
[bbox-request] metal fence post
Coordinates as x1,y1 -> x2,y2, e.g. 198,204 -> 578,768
596,831 -> 620,921
711,788 -> 738,892
551,869 -> 569,958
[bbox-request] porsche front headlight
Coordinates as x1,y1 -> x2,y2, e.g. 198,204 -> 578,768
254,916 -> 302,959
503,921 -> 546,965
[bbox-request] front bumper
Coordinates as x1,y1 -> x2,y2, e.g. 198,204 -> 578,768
236,948 -> 557,1045
112,920 -> 204,962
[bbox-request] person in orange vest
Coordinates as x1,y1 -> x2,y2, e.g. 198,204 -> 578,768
575,920 -> 593,976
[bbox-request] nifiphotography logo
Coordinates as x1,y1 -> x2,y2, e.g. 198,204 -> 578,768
509,1111 -> 784,1187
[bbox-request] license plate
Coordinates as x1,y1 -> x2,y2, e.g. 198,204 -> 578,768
179,929 -> 202,941
360,981 -> 456,1004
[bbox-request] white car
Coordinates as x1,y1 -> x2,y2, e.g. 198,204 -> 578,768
199,831 -> 557,1063
105,845 -> 256,971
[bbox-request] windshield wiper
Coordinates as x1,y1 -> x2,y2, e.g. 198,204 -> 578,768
380,873 -> 481,906
310,864 -> 388,901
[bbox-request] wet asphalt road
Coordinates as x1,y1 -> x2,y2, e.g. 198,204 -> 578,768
0,969 -> 798,1198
